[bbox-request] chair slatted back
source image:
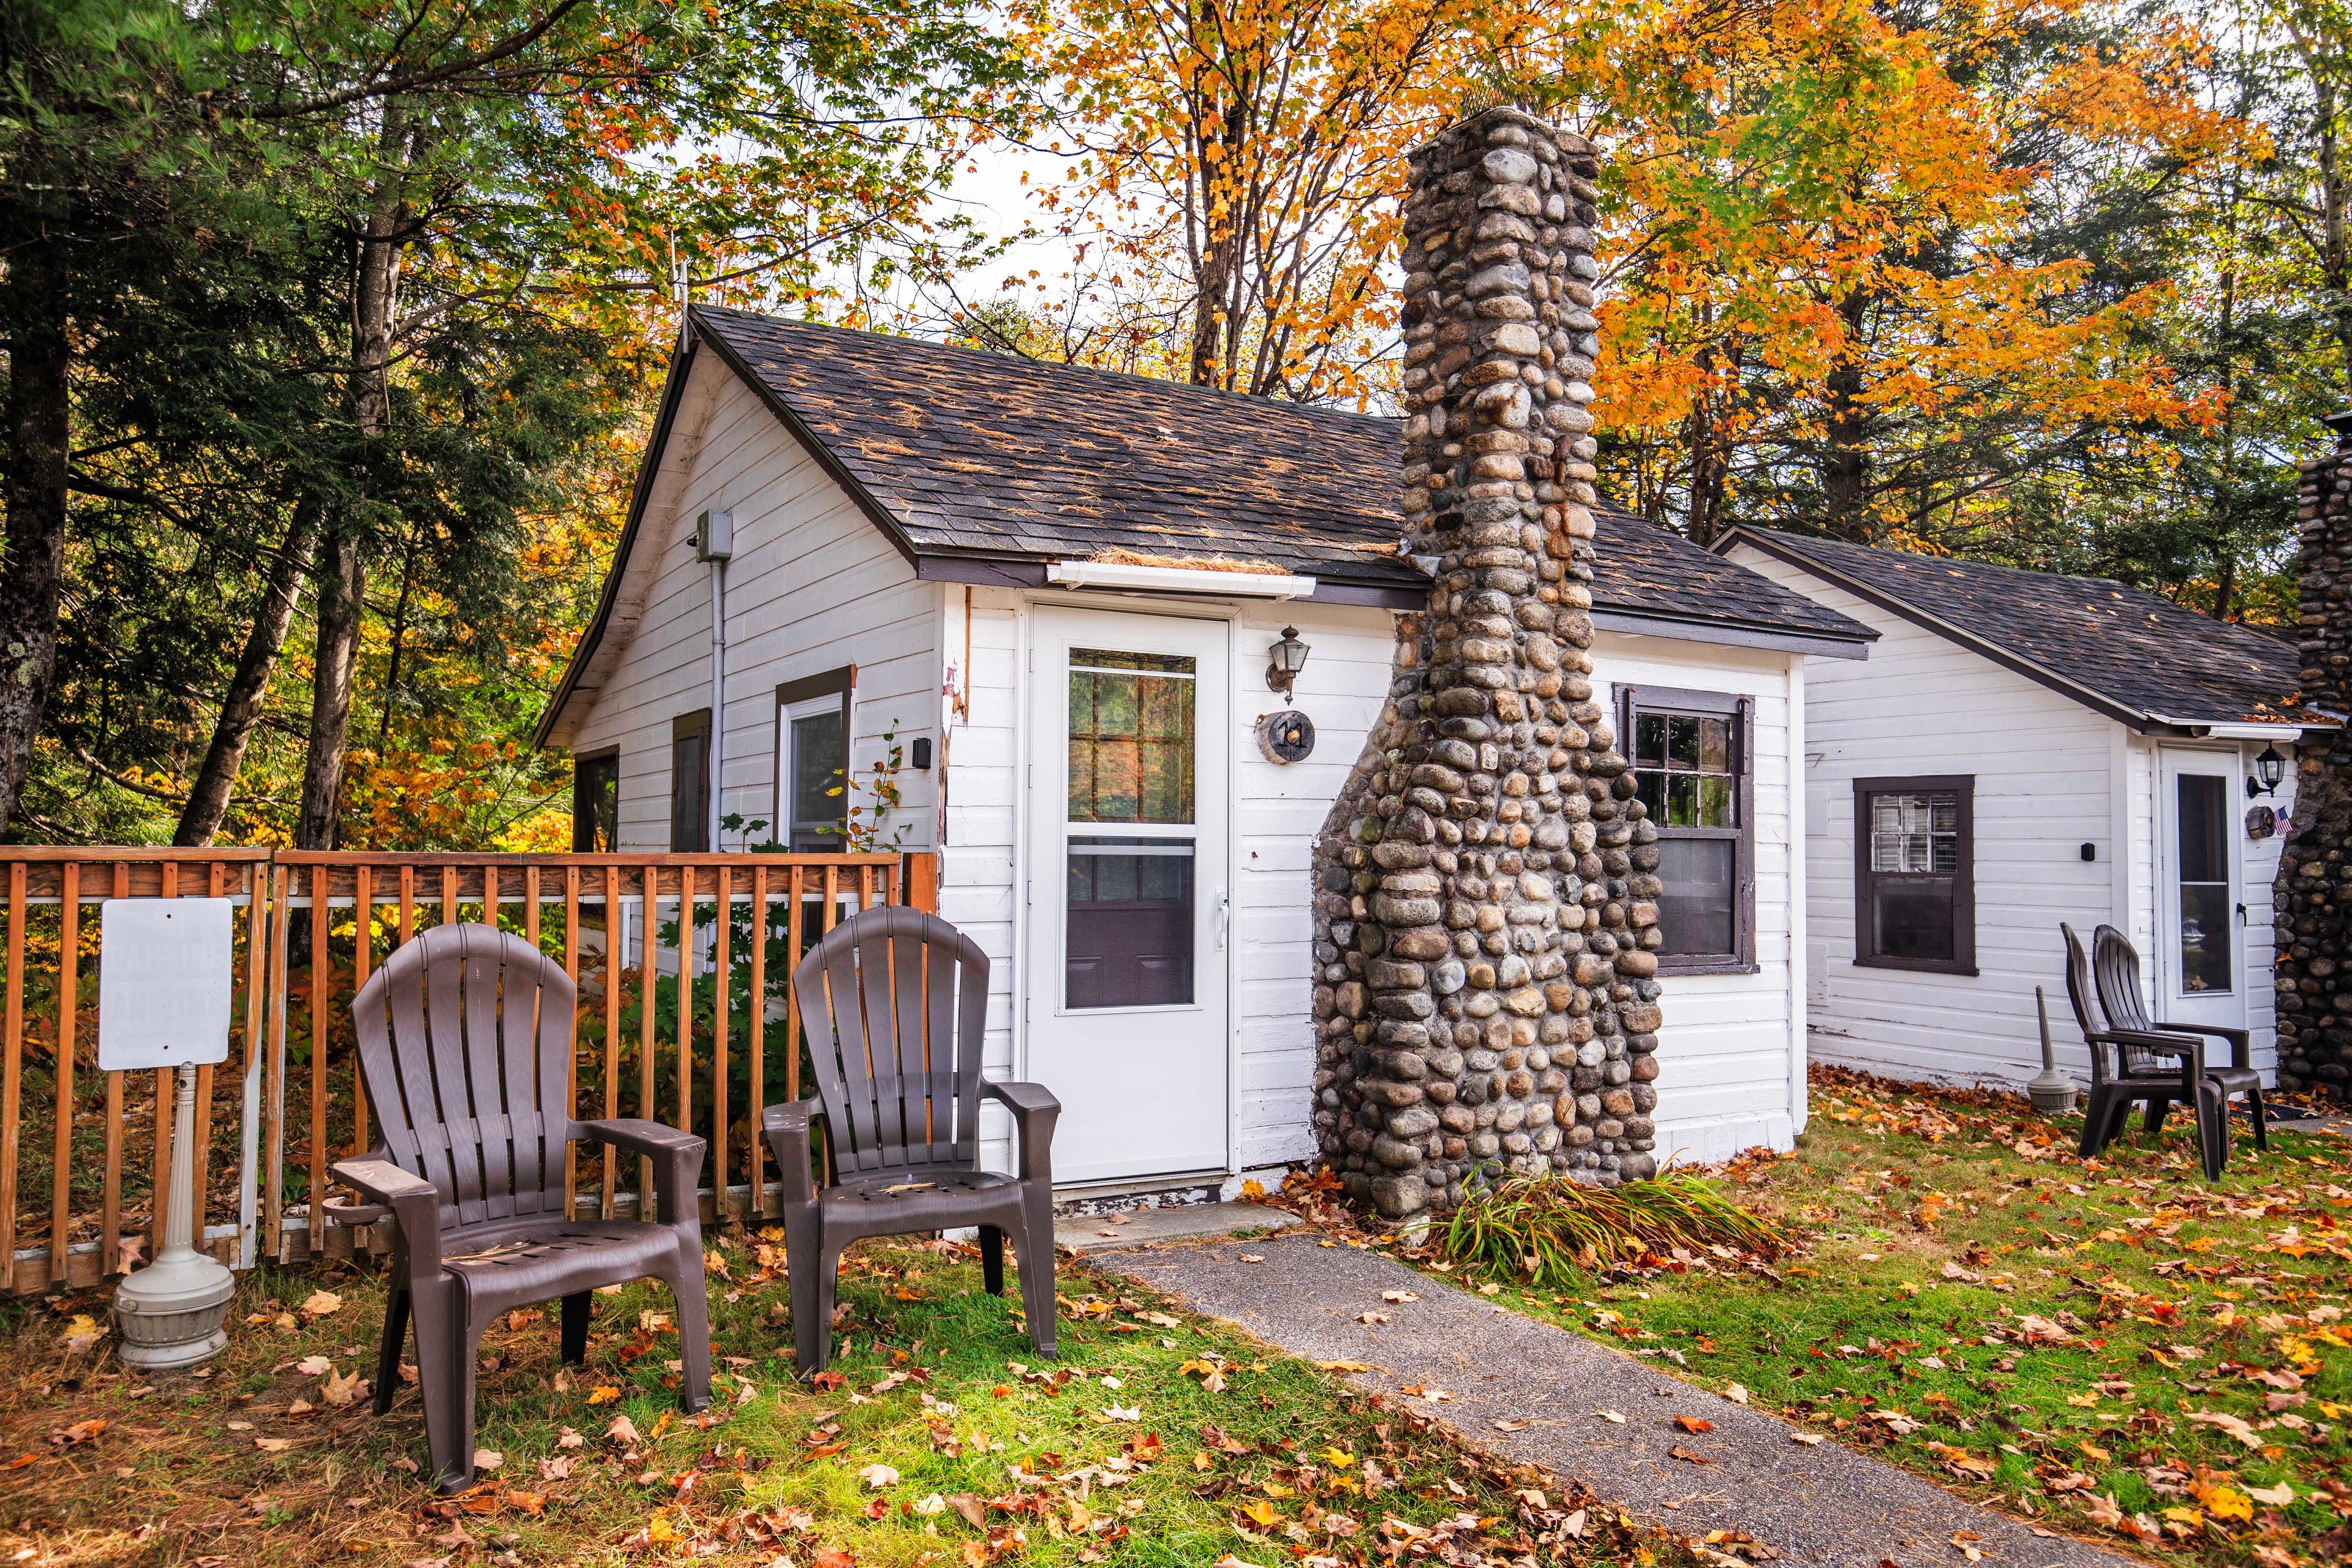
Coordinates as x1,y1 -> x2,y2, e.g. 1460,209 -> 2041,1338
2090,924 -> 2168,1076
352,922 -> 575,1228
2091,924 -> 2154,1031
2060,922 -> 2118,1088
794,905 -> 989,1178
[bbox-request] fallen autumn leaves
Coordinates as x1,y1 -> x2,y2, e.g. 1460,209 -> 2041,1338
1403,1066 -> 2352,1568
0,1238 -> 1679,1568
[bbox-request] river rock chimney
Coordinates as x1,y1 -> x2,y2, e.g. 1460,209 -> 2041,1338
1308,108 -> 1664,1219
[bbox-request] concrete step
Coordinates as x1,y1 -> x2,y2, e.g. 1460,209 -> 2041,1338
1055,1199 -> 1298,1255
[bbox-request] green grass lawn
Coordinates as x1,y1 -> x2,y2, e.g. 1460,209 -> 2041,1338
1411,1069 -> 2352,1568
0,1235 -> 1642,1567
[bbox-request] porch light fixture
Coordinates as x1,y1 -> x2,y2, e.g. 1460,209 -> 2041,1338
1267,626 -> 1310,699
2250,743 -> 2287,798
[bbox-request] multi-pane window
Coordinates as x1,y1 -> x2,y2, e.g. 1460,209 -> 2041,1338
1621,687 -> 1754,971
1855,776 -> 1975,973
1065,649 -> 1196,1009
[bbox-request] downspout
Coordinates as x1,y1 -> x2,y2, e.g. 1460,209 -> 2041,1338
695,508 -> 734,851
709,557 -> 726,851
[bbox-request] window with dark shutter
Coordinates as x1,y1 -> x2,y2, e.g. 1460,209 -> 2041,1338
1618,686 -> 1756,973
669,710 -> 711,853
572,750 -> 619,853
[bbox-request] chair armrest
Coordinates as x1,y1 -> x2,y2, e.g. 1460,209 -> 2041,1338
2150,1020 -> 2253,1069
576,1118 -> 703,1157
760,1098 -> 826,1207
578,1119 -> 705,1226
2106,1028 -> 2207,1091
984,1080 -> 1060,1182
330,1158 -> 442,1277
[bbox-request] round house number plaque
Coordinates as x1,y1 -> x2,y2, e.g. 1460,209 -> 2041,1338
1256,710 -> 1316,764
2247,804 -> 2278,841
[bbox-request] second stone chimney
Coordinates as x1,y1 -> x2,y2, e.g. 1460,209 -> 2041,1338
2276,412 -> 2352,1098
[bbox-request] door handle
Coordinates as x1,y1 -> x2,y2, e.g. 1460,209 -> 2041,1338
1216,888 -> 1231,950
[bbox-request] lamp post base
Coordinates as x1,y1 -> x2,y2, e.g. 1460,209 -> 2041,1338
115,1249 -> 235,1369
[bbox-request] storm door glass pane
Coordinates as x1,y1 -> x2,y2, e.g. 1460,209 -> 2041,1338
1068,650 -> 1195,823
2175,773 -> 2231,994
788,710 -> 845,851
1066,837 -> 1195,1008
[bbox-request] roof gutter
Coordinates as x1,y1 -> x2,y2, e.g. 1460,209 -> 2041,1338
1044,560 -> 1316,599
2154,718 -> 2339,739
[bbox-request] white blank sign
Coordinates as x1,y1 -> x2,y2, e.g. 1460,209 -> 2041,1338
97,899 -> 234,1071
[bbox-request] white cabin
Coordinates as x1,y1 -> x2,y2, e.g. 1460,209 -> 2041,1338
537,309 -> 1879,1196
1721,528 -> 2328,1092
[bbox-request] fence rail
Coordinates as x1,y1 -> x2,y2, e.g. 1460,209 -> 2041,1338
2,847 -> 935,1294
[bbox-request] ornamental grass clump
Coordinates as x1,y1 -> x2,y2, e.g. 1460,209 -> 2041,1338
1442,1170 -> 1783,1286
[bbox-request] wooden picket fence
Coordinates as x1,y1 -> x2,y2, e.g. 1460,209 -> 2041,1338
1,847 -> 935,1294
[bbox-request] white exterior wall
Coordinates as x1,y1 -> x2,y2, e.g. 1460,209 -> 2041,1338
933,593 -> 1808,1179
1728,543 -> 2289,1089
562,368 -> 1814,1186
1593,632 -> 1806,1165
567,358 -> 943,856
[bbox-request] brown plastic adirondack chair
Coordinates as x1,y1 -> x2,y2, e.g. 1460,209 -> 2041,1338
2092,923 -> 2266,1169
2059,922 -> 2229,1178
762,905 -> 1060,1378
325,923 -> 711,1491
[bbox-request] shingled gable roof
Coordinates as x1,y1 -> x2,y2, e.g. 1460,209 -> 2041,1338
691,307 -> 1872,646
535,309 -> 1874,745
1719,526 -> 2334,733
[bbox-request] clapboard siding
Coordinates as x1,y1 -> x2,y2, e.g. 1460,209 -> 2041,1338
1729,542 -> 2289,1091
1595,633 -> 1803,1164
1231,600 -> 1404,1170
567,360 -> 943,858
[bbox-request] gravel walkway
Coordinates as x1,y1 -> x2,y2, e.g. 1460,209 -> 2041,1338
1093,1229 -> 2135,1568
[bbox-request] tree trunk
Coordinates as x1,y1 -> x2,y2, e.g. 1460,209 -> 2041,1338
2318,66 -> 2350,398
176,499 -> 319,845
295,108 -> 409,850
1186,97 -> 1250,388
1818,281 -> 1876,538
0,238 -> 72,840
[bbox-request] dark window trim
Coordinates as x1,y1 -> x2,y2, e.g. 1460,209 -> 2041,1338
1618,684 -> 1757,974
774,665 -> 855,849
572,746 -> 620,853
1852,773 -> 1977,976
670,709 -> 712,853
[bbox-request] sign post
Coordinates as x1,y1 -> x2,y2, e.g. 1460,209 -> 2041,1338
100,899 -> 237,1368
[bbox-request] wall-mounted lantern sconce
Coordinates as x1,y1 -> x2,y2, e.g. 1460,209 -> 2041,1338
1266,626 -> 1310,700
2249,744 -> 2287,798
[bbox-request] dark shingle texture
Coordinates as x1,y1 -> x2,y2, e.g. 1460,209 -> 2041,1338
1739,527 -> 2317,726
695,307 -> 1869,643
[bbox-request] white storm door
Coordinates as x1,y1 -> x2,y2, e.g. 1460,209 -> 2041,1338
1025,608 -> 1231,1185
2157,747 -> 2246,1031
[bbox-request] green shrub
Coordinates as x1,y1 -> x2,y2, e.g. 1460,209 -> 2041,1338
1441,1169 -> 1783,1286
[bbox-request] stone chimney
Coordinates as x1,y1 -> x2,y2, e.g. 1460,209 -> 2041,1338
1308,108 -> 1662,1219
2276,410 -> 2352,1099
